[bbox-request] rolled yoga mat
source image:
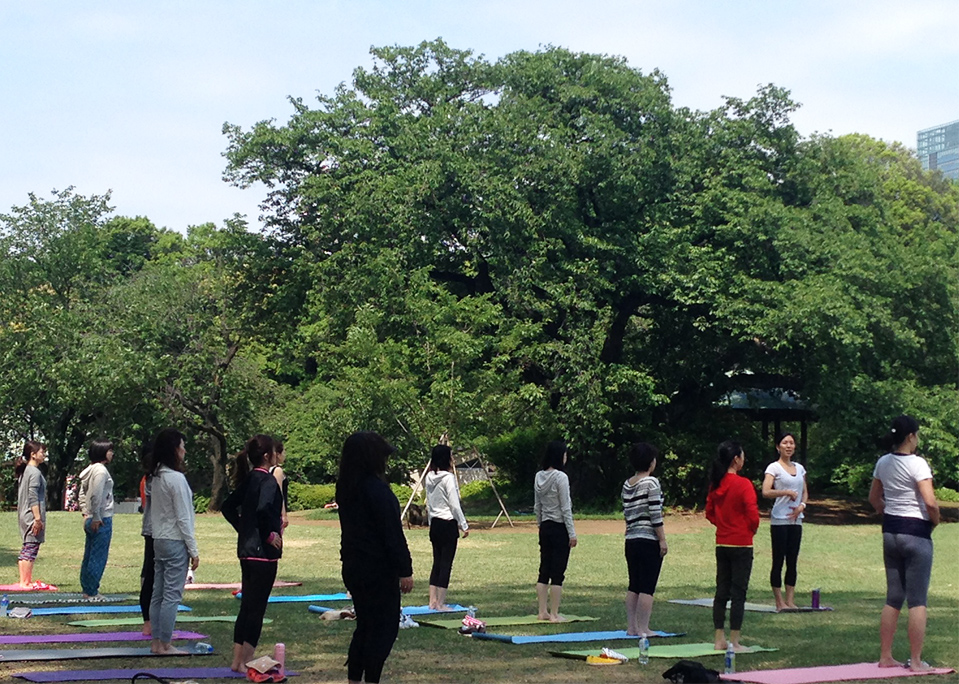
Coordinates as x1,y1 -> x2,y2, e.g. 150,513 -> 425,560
9,594 -> 132,605
184,580 -> 301,590
0,631 -> 206,645
668,598 -> 832,613
473,629 -> 685,644
419,614 -> 598,629
30,604 -> 190,616
719,662 -> 955,684
12,667 -> 271,682
552,643 -> 778,660
69,616 -> 271,627
236,592 -> 350,603
0,646 -> 215,662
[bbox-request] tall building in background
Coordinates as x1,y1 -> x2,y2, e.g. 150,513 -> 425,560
917,120 -> 959,180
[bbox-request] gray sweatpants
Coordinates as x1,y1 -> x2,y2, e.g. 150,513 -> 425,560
882,532 -> 933,609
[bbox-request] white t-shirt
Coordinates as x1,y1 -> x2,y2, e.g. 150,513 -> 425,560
872,453 -> 933,520
764,461 -> 806,525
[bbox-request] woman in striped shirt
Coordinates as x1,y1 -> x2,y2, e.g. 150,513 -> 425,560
622,442 -> 668,637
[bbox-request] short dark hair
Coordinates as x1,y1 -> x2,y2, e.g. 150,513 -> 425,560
89,440 -> 114,463
628,442 -> 659,472
430,444 -> 453,473
541,440 -> 567,471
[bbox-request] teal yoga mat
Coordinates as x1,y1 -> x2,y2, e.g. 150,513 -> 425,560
0,646 -> 215,662
473,629 -> 685,644
668,598 -> 832,613
31,604 -> 189,616
419,614 -> 598,629
68,616 -> 271,627
236,592 -> 350,603
9,594 -> 133,605
552,643 -> 779,660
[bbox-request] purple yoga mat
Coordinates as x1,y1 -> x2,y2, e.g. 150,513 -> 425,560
13,667 -> 298,682
0,630 -> 206,645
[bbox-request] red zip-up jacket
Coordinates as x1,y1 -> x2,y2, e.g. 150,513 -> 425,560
705,473 -> 760,546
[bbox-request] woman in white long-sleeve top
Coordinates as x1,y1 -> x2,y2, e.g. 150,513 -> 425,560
148,428 -> 199,655
534,440 -> 577,622
425,444 -> 469,611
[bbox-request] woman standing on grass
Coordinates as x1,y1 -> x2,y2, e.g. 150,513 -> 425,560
534,440 -> 577,622
79,440 -> 116,599
622,441 -> 667,637
706,440 -> 759,652
425,443 -> 469,611
138,444 -> 155,636
762,432 -> 808,611
270,439 -> 290,530
149,428 -> 200,655
337,431 -> 413,684
223,434 -> 284,672
16,441 -> 48,589
869,414 -> 939,672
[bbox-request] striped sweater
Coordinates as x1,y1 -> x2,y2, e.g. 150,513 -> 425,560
622,475 -> 664,541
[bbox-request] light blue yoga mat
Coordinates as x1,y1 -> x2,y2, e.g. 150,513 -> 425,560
473,629 -> 684,644
236,592 -> 350,603
307,604 -> 468,616
30,604 -> 191,616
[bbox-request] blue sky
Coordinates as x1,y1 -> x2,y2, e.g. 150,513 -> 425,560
2,0 -> 956,233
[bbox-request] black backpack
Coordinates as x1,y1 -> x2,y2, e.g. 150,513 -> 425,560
662,659 -> 723,683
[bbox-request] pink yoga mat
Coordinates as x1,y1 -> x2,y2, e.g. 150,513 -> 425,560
185,580 -> 301,590
720,662 -> 955,684
0,630 -> 206,645
0,584 -> 58,592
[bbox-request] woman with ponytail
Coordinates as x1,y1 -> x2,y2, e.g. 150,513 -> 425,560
869,415 -> 939,671
425,444 -> 468,611
705,440 -> 759,652
16,441 -> 48,589
222,435 -> 283,672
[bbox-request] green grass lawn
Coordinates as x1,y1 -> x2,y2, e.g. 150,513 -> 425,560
0,511 -> 955,683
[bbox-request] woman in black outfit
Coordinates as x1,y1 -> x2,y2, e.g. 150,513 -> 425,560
337,431 -> 414,684
222,434 -> 283,672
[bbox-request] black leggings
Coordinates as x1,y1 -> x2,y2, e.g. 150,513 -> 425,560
234,559 -> 277,647
429,518 -> 459,588
139,535 -> 155,620
770,525 -> 802,589
343,571 -> 400,684
537,520 -> 571,586
713,546 -> 753,631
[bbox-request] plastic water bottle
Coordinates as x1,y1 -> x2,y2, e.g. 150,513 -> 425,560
0,595 -> 8,618
725,642 -> 736,674
638,635 -> 649,665
466,605 -> 476,619
273,642 -> 285,677
192,641 -> 214,653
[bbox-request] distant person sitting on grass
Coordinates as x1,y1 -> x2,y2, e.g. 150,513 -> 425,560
425,443 -> 469,611
534,439 -> 577,622
706,440 -> 759,653
622,441 -> 668,637
16,441 -> 48,589
869,414 -> 939,672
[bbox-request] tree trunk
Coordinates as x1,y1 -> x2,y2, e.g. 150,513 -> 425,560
206,431 -> 230,512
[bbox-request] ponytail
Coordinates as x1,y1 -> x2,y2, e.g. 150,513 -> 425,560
232,434 -> 275,488
709,440 -> 742,491
16,441 -> 45,480
879,414 -> 920,452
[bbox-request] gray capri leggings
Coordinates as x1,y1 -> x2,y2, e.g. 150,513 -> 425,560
882,532 -> 933,609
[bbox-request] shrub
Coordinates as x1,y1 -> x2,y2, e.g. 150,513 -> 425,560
193,494 -> 210,514
935,486 -> 959,503
287,482 -> 336,511
459,479 -> 491,501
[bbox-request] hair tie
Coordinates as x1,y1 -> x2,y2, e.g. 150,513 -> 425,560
890,427 -> 897,434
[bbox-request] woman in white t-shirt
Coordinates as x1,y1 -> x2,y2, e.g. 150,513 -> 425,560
869,415 -> 939,671
761,433 -> 808,611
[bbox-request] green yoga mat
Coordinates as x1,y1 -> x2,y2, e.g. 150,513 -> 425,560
68,616 -> 273,627
419,614 -> 598,630
552,643 -> 778,660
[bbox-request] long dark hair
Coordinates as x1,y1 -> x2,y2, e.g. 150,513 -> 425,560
89,440 -> 114,464
879,414 -> 920,452
709,440 -> 742,491
15,440 -> 45,479
232,434 -> 276,488
430,444 -> 453,473
541,440 -> 567,471
152,428 -> 185,474
336,431 -> 394,505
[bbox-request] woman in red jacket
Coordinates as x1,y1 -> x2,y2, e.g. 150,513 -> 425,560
706,440 -> 759,652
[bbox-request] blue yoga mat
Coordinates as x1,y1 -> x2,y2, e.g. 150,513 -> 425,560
308,604 -> 468,616
472,629 -> 684,644
236,592 -> 350,603
30,604 -> 191,616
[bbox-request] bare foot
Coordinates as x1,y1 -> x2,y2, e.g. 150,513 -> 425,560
714,640 -> 728,651
784,603 -> 799,610
537,613 -> 550,621
438,604 -> 454,612
156,644 -> 187,655
428,603 -> 439,610
775,603 -> 786,612
907,659 -> 932,672
732,644 -> 751,653
549,614 -> 568,623
878,658 -> 903,668
141,621 -> 152,637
